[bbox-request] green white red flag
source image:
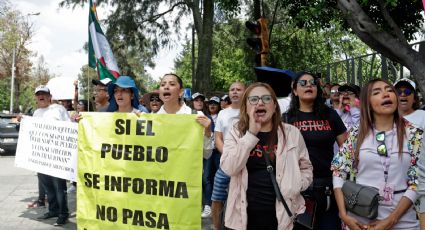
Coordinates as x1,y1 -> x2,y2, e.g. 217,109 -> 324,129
88,0 -> 120,82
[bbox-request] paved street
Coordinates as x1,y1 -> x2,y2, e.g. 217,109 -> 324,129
0,155 -> 213,230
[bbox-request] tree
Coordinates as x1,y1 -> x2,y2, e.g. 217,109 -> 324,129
0,2 -> 36,112
60,0 -> 240,94
174,17 -> 369,92
281,0 -> 425,92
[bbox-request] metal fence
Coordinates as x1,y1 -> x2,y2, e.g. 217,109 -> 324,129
313,41 -> 425,86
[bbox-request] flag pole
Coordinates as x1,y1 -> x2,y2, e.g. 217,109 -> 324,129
87,66 -> 91,111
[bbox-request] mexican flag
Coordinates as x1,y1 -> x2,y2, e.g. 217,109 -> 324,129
88,0 -> 120,82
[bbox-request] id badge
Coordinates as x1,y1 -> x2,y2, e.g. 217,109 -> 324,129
379,183 -> 394,205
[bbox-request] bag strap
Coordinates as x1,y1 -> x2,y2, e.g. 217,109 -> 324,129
262,150 -> 293,217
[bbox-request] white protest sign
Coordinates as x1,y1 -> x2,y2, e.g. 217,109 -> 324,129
15,116 -> 78,181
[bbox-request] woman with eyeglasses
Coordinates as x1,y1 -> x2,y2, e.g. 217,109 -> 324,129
143,90 -> 163,113
393,78 -> 425,228
157,73 -> 213,159
331,79 -> 423,230
71,100 -> 94,122
220,82 -> 313,230
285,72 -> 347,230
330,84 -> 341,110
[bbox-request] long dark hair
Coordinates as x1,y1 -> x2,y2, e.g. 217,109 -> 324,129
237,82 -> 284,151
287,71 -> 329,119
355,79 -> 406,163
160,73 -> 184,105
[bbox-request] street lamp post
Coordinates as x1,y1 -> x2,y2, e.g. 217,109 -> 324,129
10,47 -> 15,113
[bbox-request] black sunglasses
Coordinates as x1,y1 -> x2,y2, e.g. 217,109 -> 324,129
396,88 -> 413,96
297,79 -> 317,87
376,131 -> 387,157
150,96 -> 162,102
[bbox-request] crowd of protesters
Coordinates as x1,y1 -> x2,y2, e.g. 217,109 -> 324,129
22,72 -> 425,230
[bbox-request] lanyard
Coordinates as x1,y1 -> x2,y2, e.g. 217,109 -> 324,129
378,132 -> 393,184
379,155 -> 391,183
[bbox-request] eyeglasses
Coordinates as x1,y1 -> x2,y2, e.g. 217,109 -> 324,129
150,96 -> 162,102
396,88 -> 413,96
247,95 -> 273,105
340,91 -> 355,96
376,131 -> 387,157
297,79 -> 317,87
94,88 -> 107,92
330,89 -> 339,95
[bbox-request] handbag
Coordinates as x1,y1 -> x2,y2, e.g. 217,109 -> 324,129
262,150 -> 316,229
341,180 -> 379,219
293,193 -> 316,230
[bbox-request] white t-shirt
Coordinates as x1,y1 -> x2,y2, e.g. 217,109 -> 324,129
33,103 -> 71,121
157,103 -> 192,114
404,110 -> 425,130
215,108 -> 240,139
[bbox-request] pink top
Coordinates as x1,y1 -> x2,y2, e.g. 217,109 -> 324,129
220,123 -> 313,230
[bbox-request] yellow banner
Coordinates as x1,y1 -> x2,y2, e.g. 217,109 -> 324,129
77,113 -> 203,230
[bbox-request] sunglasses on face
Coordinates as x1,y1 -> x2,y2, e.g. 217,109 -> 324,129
150,96 -> 162,102
247,95 -> 273,105
376,131 -> 387,157
396,88 -> 413,96
297,79 -> 317,87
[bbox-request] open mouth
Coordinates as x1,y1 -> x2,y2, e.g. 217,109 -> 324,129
162,92 -> 171,99
399,98 -> 408,105
255,109 -> 267,116
381,99 -> 393,107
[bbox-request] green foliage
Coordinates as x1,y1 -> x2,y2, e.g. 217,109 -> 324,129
173,41 -> 193,88
0,2 -> 39,112
281,0 -> 424,42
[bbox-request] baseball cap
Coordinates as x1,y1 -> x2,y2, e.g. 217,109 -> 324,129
192,92 -> 205,100
92,78 -> 112,86
208,96 -> 220,104
34,85 -> 50,94
338,84 -> 356,93
394,78 -> 416,90
221,95 -> 229,101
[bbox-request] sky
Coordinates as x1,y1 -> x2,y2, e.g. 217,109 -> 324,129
14,0 -> 183,81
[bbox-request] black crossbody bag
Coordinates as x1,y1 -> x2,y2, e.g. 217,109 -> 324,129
262,150 -> 316,230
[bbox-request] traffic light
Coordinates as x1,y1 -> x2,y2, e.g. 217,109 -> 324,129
246,17 -> 269,66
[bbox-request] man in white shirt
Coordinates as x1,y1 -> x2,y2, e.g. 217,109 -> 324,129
33,85 -> 71,226
211,81 -> 246,230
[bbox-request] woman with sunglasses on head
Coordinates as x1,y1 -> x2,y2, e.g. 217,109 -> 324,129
331,79 -> 423,230
285,72 -> 347,230
157,73 -> 213,159
220,82 -> 313,230
393,78 -> 425,229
